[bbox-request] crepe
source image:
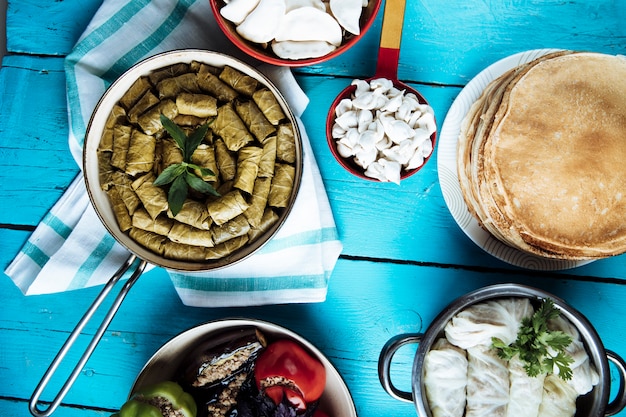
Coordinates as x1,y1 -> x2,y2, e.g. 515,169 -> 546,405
457,51 -> 626,260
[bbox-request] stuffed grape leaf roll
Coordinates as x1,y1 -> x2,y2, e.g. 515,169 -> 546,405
107,186 -> 133,232
211,214 -> 250,245
268,163 -> 295,208
197,68 -> 238,102
132,208 -> 174,236
235,99 -> 276,143
169,222 -> 215,248
234,146 -> 263,195
258,136 -> 277,178
132,173 -> 169,220
244,177 -> 271,228
219,65 -> 258,96
156,73 -> 201,99
176,92 -> 218,118
119,76 -> 152,110
207,189 -> 250,226
111,171 -> 141,215
167,199 -> 212,230
129,228 -> 167,255
110,124 -> 132,170
191,144 -> 219,182
276,123 -> 297,164
163,240 -> 208,261
215,139 -> 237,181
214,101 -> 254,152
125,130 -> 156,176
128,90 -> 160,123
248,208 -> 279,243
138,99 -> 178,136
252,88 -> 286,126
204,235 -> 249,260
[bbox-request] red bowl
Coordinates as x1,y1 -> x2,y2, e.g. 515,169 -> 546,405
325,83 -> 437,182
209,0 -> 382,67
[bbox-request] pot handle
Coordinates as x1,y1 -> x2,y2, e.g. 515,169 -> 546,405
29,254 -> 147,417
378,333 -> 423,403
605,349 -> 626,416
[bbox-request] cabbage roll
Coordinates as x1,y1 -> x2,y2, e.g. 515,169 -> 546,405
128,90 -> 160,123
129,228 -> 167,255
169,222 -> 215,248
167,199 -> 212,230
276,123 -> 297,163
207,189 -> 250,226
148,63 -> 190,85
176,92 -> 218,118
423,338 -> 468,417
215,139 -> 237,181
219,65 -> 258,96
548,316 -> 599,395
132,208 -> 174,235
205,235 -> 249,260
214,101 -> 254,151
537,374 -> 578,417
244,177 -> 272,227
211,214 -> 250,245
110,124 -> 132,170
506,355 -> 544,417
268,163 -> 295,208
466,344 -> 509,417
107,186 -> 132,232
119,76 -> 152,110
111,171 -> 141,215
252,88 -> 286,125
235,100 -> 276,143
234,146 -> 263,194
156,73 -> 200,99
132,173 -> 169,219
197,69 -> 238,102
190,144 -> 218,182
258,136 -> 277,178
125,130 -> 156,176
163,240 -> 207,261
444,298 -> 534,350
138,100 -> 178,136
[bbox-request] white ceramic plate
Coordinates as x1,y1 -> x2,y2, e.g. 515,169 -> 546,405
436,49 -> 592,271
131,318 -> 357,417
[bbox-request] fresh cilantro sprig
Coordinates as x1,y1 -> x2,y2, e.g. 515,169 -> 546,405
492,299 -> 574,380
153,114 -> 219,216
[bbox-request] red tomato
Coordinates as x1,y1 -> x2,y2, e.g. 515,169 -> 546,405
254,339 -> 326,407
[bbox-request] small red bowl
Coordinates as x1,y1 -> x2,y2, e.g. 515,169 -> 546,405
209,0 -> 382,67
325,83 -> 437,182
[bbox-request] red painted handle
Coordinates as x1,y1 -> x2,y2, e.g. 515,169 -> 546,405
375,0 -> 406,80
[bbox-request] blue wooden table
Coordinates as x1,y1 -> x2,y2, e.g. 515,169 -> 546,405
2,1 -> 626,416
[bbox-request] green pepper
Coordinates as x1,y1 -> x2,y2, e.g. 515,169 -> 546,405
111,381 -> 197,417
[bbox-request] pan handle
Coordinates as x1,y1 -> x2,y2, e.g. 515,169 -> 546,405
605,349 -> 626,416
378,333 -> 422,403
29,254 -> 147,417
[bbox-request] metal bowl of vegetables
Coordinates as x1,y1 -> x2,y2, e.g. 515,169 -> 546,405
116,318 -> 356,417
378,283 -> 626,417
84,49 -> 303,272
209,0 -> 382,67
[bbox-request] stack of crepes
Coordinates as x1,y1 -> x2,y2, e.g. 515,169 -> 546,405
457,51 -> 626,260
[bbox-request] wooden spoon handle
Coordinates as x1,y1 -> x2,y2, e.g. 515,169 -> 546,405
380,0 -> 406,50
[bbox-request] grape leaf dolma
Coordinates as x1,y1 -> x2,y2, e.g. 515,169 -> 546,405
235,99 -> 276,143
196,65 -> 238,102
132,208 -> 174,236
252,87 -> 286,126
215,139 -> 237,181
207,189 -> 250,226
169,222 -> 215,248
245,177 -> 271,228
234,146 -> 263,195
176,92 -> 218,118
205,235 -> 249,260
214,101 -> 254,152
268,164 -> 295,208
168,199 -> 212,230
219,65 -> 258,96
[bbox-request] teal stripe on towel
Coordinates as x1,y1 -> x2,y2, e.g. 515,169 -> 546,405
169,273 -> 329,292
21,241 -> 50,269
65,0 -> 153,147
68,234 -> 117,290
41,212 -> 73,239
260,227 -> 340,254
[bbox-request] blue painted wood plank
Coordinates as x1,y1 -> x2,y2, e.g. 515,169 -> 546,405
6,0 -> 103,56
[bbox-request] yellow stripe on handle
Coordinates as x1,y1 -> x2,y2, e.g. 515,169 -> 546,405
380,0 -> 406,50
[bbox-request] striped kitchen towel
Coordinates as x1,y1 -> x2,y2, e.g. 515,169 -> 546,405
5,0 -> 342,307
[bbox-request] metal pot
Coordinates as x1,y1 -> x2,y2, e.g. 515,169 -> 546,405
29,50 -> 303,417
130,318 -> 357,417
378,283 -> 626,417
